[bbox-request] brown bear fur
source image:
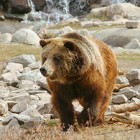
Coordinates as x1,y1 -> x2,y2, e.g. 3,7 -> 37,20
40,32 -> 117,131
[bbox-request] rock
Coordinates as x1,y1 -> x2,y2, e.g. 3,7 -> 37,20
126,21 -> 140,29
4,92 -> 31,103
119,87 -> 137,100
0,33 -> 12,43
112,94 -> 128,104
5,118 -> 20,129
28,61 -> 41,70
9,0 -> 31,14
11,101 -> 28,113
78,29 -> 90,36
22,117 -> 42,129
37,103 -> 53,115
13,114 -> 30,123
4,62 -> 23,73
2,114 -> 15,125
1,72 -> 19,85
20,108 -> 43,120
55,26 -> 74,36
30,95 -> 39,105
32,0 -> 46,11
90,3 -> 140,19
133,84 -> 140,93
81,21 -> 94,28
18,72 -> 38,82
12,29 -> 40,47
36,93 -> 51,104
92,27 -> 140,48
23,67 -> 31,72
0,100 -> 8,115
69,0 -> 90,16
0,90 -> 10,99
37,76 -> 49,90
116,76 -> 129,84
6,101 -> 17,111
124,39 -> 140,49
131,97 -> 140,103
18,80 -> 39,90
112,15 -> 124,21
9,54 -> 36,67
126,69 -> 140,86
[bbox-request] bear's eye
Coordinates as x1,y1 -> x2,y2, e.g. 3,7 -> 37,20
53,56 -> 61,63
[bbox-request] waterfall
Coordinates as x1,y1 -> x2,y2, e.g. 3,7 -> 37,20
24,0 -> 71,25
110,0 -> 125,4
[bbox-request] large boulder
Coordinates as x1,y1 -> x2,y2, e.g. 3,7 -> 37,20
90,3 -> 140,20
12,29 -> 40,46
32,0 -> 46,11
9,0 -> 31,14
92,27 -> 140,47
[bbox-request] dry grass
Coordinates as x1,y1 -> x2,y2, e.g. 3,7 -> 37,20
0,121 -> 139,140
0,43 -> 41,62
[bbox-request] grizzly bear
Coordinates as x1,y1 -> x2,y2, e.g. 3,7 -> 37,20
39,32 -> 117,131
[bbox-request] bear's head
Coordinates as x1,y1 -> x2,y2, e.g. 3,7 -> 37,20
39,37 -> 91,84
40,32 -> 104,84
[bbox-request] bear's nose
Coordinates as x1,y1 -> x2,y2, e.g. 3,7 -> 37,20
40,67 -> 47,76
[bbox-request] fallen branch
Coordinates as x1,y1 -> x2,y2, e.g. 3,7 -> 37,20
113,84 -> 130,92
110,102 -> 140,113
111,112 -> 140,128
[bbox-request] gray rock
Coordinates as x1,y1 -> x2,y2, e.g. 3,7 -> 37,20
5,118 -> 20,129
119,87 -> 137,100
18,80 -> 40,90
4,62 -> 23,73
0,90 -> 10,99
23,117 -> 42,129
136,92 -> 140,99
37,76 -> 48,90
12,29 -> 40,47
0,100 -> 8,115
36,93 -> 51,104
28,61 -> 41,70
23,67 -> 31,72
20,108 -> 43,119
0,33 -> 12,43
78,29 -> 90,36
11,101 -> 28,113
55,26 -> 74,36
18,72 -> 38,82
28,90 -> 47,95
112,94 -> 128,104
126,21 -> 140,29
116,76 -> 129,84
81,21 -> 94,28
6,101 -> 17,111
4,92 -> 31,103
131,97 -> 140,103
37,103 -> 53,115
30,95 -> 39,105
126,69 -> 140,86
92,27 -> 140,48
2,114 -> 15,125
133,84 -> 140,93
9,54 -> 36,67
124,39 -> 140,49
1,72 -> 19,85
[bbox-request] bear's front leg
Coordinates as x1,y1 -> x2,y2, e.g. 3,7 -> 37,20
51,94 -> 75,131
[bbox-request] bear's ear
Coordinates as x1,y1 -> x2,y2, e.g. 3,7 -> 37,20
64,41 -> 75,51
40,40 -> 48,48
